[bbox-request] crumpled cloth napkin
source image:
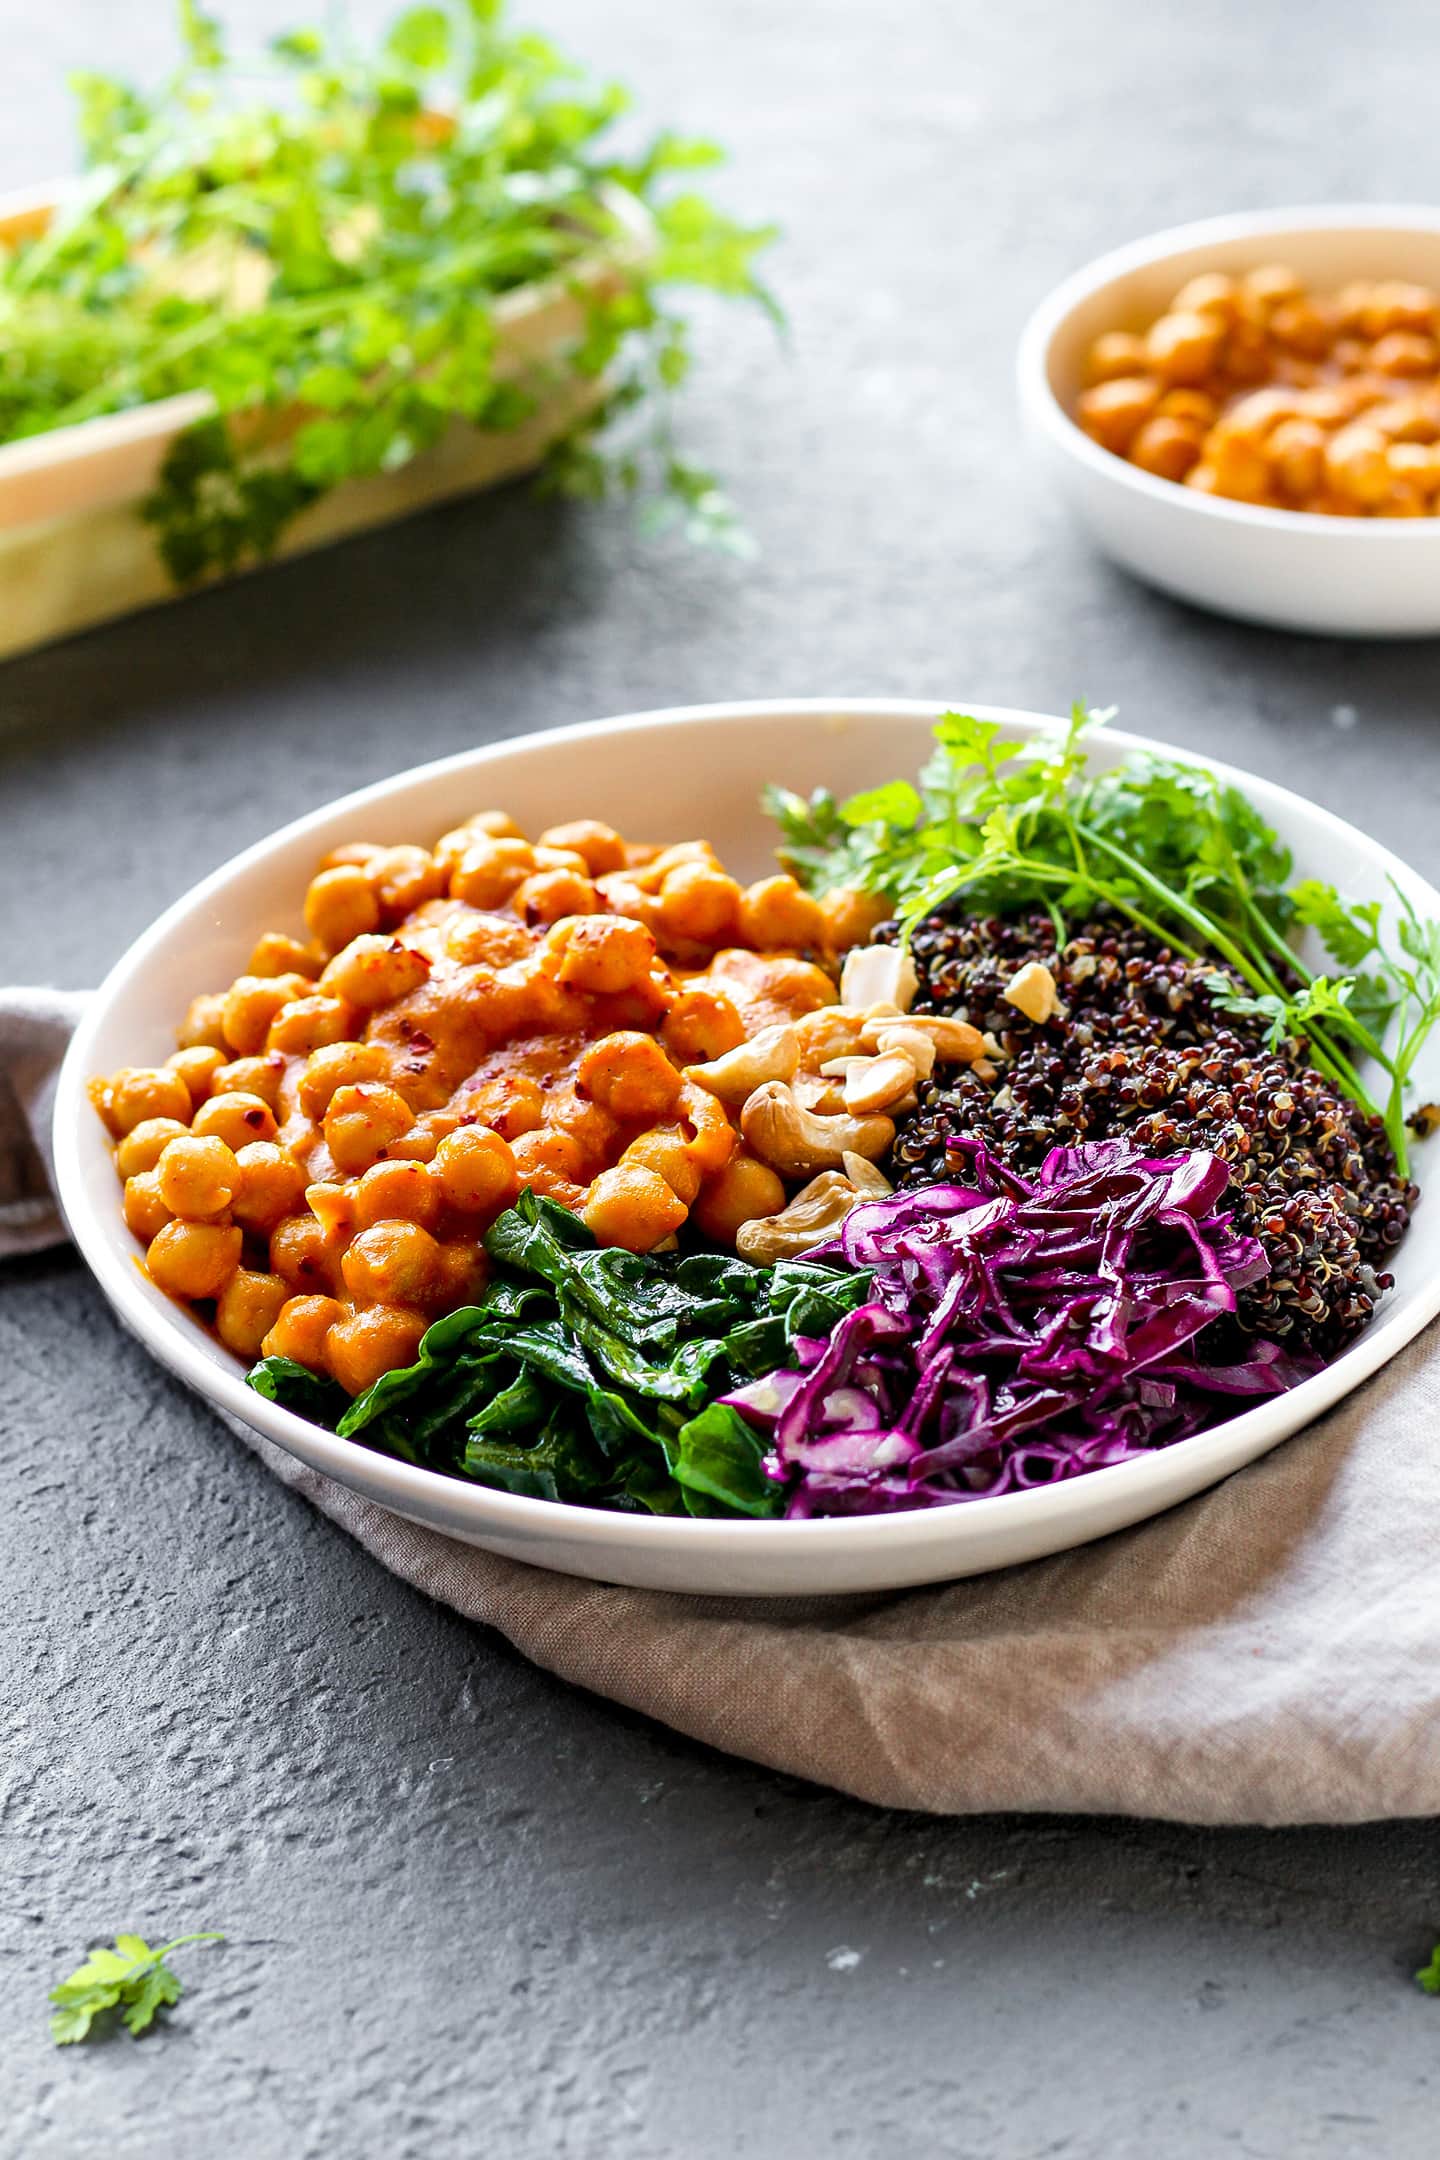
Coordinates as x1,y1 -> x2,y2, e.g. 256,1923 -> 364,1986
6,984 -> 1438,1825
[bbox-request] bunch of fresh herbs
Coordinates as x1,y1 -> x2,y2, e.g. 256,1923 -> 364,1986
0,0 -> 777,580
765,706 -> 1440,1174
249,1191 -> 869,1515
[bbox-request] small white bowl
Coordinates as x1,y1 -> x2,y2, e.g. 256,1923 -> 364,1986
1018,206 -> 1440,637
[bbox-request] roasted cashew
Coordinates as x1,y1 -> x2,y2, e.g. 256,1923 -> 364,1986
686,1023 -> 800,1106
839,944 -> 918,1013
734,1153 -> 894,1260
1003,960 -> 1060,1024
740,1080 -> 894,1176
844,1051 -> 919,1114
858,1012 -> 984,1063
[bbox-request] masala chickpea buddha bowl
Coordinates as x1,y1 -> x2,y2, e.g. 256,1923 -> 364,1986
1018,207 -> 1440,636
54,701 -> 1440,1596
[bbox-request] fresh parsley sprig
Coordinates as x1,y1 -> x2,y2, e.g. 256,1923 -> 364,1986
765,706 -> 1440,1176
0,0 -> 778,581
1417,1943 -> 1440,1995
49,1930 -> 224,2045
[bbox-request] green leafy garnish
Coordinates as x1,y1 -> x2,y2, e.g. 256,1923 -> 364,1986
766,705 -> 1440,1177
248,1192 -> 870,1515
1417,1944 -> 1440,1995
0,0 -> 777,581
49,1931 -> 223,2045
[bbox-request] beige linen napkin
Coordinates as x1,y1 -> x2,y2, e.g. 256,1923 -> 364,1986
7,985 -> 1437,1825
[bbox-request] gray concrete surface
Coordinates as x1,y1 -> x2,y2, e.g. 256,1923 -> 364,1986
5,1 -> 1440,2153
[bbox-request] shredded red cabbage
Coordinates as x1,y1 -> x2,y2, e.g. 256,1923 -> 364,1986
722,1139 -> 1318,1517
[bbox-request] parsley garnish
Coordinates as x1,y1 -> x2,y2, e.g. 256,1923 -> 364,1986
1417,1943 -> 1440,1995
1,1 -> 777,581
49,1930 -> 223,2045
766,705 -> 1440,1176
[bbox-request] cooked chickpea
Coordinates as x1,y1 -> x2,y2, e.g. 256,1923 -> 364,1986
266,993 -> 360,1057
576,1033 -> 682,1121
449,836 -> 535,909
443,911 -> 534,967
166,1045 -> 227,1108
692,1150 -> 787,1244
342,1220 -> 441,1307
263,1293 -> 346,1370
297,1039 -> 391,1120
1075,375 -> 1160,454
661,988 -> 747,1066
216,1270 -> 291,1359
468,1074 -> 544,1139
123,1170 -> 174,1242
1325,422 -> 1392,507
431,1241 -> 490,1311
537,819 -> 628,876
320,935 -> 430,1012
326,1304 -> 429,1395
656,862 -> 742,946
1082,330 -> 1147,384
514,868 -> 598,925
116,1117 -> 190,1179
1129,416 -> 1203,482
156,1135 -> 240,1220
1076,265 -> 1440,517
367,844 -> 445,919
222,972 -> 314,1057
581,1164 -> 688,1253
211,1054 -> 287,1109
510,1128 -> 590,1197
434,1126 -> 520,1214
1145,311 -> 1224,385
677,1079 -> 738,1174
305,864 -> 381,954
177,992 -> 230,1052
191,1090 -> 279,1149
736,875 -> 826,950
146,1219 -> 242,1300
542,914 -> 657,994
324,1082 -> 415,1175
232,1141 -> 308,1234
270,1214 -> 340,1294
249,931 -> 321,979
353,1158 -> 442,1231
819,885 -> 891,951
110,1066 -> 194,1135
622,1127 -> 703,1206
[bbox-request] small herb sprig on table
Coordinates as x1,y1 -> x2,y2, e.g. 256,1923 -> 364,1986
0,0 -> 777,580
49,1930 -> 223,2045
765,707 -> 1440,1176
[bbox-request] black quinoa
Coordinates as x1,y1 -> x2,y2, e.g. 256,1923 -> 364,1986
877,909 -> 1416,1362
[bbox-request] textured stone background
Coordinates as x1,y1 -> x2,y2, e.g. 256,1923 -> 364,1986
5,2 -> 1440,2153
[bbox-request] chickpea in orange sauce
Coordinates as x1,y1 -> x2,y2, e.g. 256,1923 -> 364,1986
92,811 -> 877,1396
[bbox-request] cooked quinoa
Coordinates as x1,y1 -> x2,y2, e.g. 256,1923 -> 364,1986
879,910 -> 1416,1361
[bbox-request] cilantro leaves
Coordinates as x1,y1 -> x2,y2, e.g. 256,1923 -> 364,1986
49,1931 -> 223,2045
2,1 -> 778,581
1417,1944 -> 1440,1995
766,706 -> 1440,1175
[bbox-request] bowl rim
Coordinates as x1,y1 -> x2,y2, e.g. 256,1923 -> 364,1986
1017,202 -> 1440,540
52,696 -> 1440,1560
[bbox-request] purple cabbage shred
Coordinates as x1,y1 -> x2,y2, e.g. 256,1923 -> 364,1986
722,1138 -> 1318,1518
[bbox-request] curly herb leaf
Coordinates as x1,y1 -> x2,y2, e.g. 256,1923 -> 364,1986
764,705 -> 1440,1173
49,1931 -> 223,2046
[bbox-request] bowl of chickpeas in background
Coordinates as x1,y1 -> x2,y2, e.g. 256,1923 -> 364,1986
1017,206 -> 1440,636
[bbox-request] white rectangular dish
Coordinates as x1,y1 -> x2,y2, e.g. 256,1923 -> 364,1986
0,181 -> 650,661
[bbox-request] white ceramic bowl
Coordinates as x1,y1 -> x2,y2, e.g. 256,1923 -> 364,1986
53,700 -> 1440,1595
1018,207 -> 1440,637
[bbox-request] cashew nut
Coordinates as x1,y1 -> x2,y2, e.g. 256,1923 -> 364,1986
734,1155 -> 892,1262
867,1023 -> 937,1081
839,944 -> 918,1013
686,1023 -> 799,1106
740,1080 -> 894,1176
844,1051 -> 919,1115
858,1011 -> 983,1064
1003,960 -> 1059,1024
791,1006 -> 865,1065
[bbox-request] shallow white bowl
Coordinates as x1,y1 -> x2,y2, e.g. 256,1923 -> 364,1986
53,700 -> 1440,1594
1018,206 -> 1440,637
